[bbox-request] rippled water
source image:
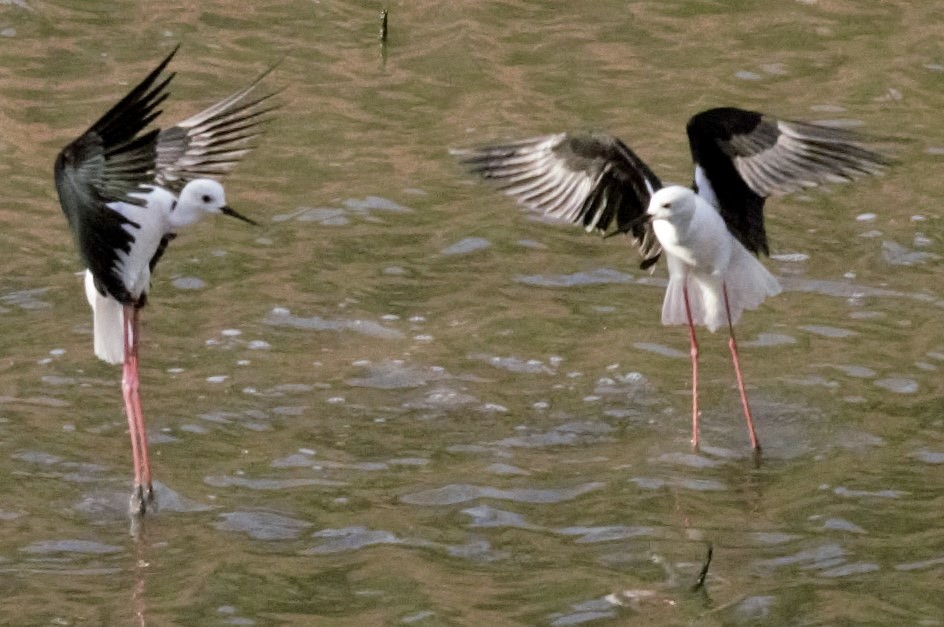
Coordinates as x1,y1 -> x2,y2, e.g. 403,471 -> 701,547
1,0 -> 942,624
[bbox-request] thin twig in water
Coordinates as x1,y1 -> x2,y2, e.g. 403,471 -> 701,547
380,8 -> 388,43
692,544 -> 713,591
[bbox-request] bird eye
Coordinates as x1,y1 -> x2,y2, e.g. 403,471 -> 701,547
201,194 -> 212,203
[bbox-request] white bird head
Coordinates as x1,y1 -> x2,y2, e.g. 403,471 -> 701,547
171,178 -> 258,228
647,185 -> 697,225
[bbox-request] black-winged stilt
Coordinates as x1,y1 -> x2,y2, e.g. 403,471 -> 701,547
454,107 -> 888,453
54,46 -> 277,515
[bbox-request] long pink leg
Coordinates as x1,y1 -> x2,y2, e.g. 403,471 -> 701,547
122,305 -> 154,514
128,307 -> 154,503
122,304 -> 144,501
682,284 -> 700,450
722,284 -> 761,452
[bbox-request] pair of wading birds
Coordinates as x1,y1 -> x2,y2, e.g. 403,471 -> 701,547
56,47 -> 889,515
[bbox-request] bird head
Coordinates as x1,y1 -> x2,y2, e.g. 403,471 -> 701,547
173,179 -> 258,228
646,185 -> 697,226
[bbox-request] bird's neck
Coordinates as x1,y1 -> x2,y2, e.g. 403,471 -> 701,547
166,197 -> 207,230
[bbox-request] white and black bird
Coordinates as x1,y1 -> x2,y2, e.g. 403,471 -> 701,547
454,107 -> 889,453
54,46 -> 277,515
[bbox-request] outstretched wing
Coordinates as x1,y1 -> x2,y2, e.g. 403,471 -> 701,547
453,133 -> 663,269
54,46 -> 178,303
687,107 -> 889,255
154,64 -> 280,192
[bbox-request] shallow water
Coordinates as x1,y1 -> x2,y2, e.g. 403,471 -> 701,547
1,0 -> 942,624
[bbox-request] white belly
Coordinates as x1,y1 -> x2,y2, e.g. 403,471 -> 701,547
107,187 -> 175,299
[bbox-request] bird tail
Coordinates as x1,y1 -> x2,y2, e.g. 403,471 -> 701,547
722,244 -> 781,328
661,245 -> 780,333
661,272 -> 725,332
84,270 -> 125,365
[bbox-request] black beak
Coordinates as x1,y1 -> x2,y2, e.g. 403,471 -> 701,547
603,212 -> 651,239
629,211 -> 653,229
220,205 -> 259,226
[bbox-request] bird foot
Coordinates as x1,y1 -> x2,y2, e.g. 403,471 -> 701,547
750,446 -> 762,468
129,483 -> 157,517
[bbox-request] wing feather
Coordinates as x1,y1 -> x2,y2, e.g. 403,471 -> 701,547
454,133 -> 663,267
54,46 -> 178,303
155,64 -> 280,191
687,107 -> 888,255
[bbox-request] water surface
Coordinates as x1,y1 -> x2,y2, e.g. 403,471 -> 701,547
0,0 -> 942,624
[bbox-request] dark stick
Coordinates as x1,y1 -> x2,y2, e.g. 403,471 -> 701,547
692,544 -> 713,591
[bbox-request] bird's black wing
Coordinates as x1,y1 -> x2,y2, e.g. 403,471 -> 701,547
453,133 -> 663,269
687,107 -> 889,255
154,63 -> 280,192
148,233 -> 178,274
54,46 -> 178,303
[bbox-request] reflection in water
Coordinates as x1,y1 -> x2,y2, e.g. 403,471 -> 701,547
131,534 -> 149,627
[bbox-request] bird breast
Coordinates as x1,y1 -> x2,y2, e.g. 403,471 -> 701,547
653,198 -> 733,278
107,187 -> 176,299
